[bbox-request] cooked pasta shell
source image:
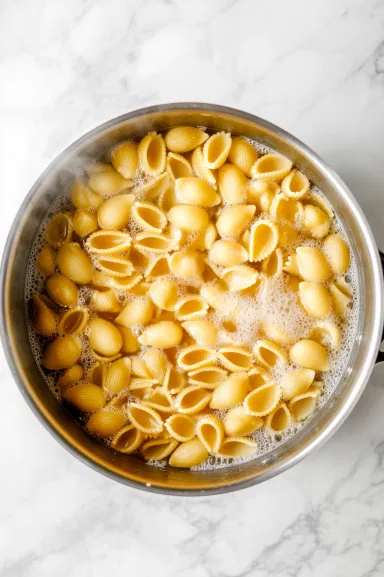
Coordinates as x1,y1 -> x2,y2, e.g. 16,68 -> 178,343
88,318 -> 123,357
112,424 -> 143,454
134,231 -> 176,253
174,295 -> 208,321
136,174 -> 171,204
86,410 -> 126,437
244,381 -> 281,416
169,250 -> 205,279
221,265 -> 258,292
58,306 -> 89,335
117,325 -> 138,354
63,384 -> 106,412
57,242 -> 93,285
177,345 -> 216,371
131,201 -> 167,233
265,402 -> 291,431
262,321 -> 293,346
191,145 -> 217,188
323,233 -> 350,274
218,437 -> 258,458
144,254 -> 171,280
166,152 -> 193,181
138,132 -> 166,176
46,273 -> 78,307
106,270 -> 145,291
142,388 -> 174,413
138,321 -> 183,348
181,319 -> 217,346
251,153 -> 292,181
281,169 -> 309,199
42,335 -> 82,370
88,170 -> 133,197
203,132 -> 232,169
248,366 -> 271,390
97,193 -> 135,230
329,279 -> 352,316
165,414 -> 195,442
188,366 -> 227,389
132,357 -> 153,380
106,389 -> 130,413
96,255 -> 134,277
210,239 -> 248,267
302,204 -> 330,238
168,204 -> 209,233
104,357 -> 131,394
175,385 -> 212,415
175,177 -> 220,207
88,362 -> 106,387
216,205 -> 256,238
165,126 -> 208,153
249,220 -> 279,263
218,346 -> 253,372
200,280 -> 229,314
36,246 -> 56,277
72,178 -> 103,210
228,136 -> 259,177
253,340 -> 287,368
224,406 -> 263,437
296,247 -> 330,282
30,294 -> 57,335
148,279 -> 178,311
217,163 -> 248,204
309,320 -> 341,350
261,249 -> 283,277
191,223 -> 218,252
115,298 -> 154,327
195,415 -> 224,454
127,402 -> 163,435
269,193 -> 303,224
210,372 -> 249,409
111,141 -> 138,178
72,209 -> 98,238
86,230 -> 131,255
246,181 -> 279,210
281,368 -> 315,401
162,365 -> 186,394
45,212 -> 73,249
129,378 -> 156,398
141,349 -> 168,382
169,437 -> 208,467
298,282 -> 331,318
91,351 -> 122,363
283,254 -> 300,276
289,339 -> 330,371
141,438 -> 178,461
91,288 -> 122,313
85,162 -> 115,175
289,388 -> 320,421
278,223 -> 299,246
57,364 -> 84,391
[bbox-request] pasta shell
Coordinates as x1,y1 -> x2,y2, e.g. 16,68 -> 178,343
141,349 -> 168,382
142,388 -> 174,413
88,170 -> 133,197
166,152 -> 193,181
191,145 -> 217,188
249,220 -> 279,262
58,306 -> 89,335
196,415 -> 224,454
253,340 -> 287,368
289,339 -> 330,371
175,177 -> 220,207
42,335 -> 82,370
85,162 -> 115,175
97,194 -> 135,230
244,382 -> 281,416
165,414 -> 195,442
174,295 -> 209,320
302,204 -> 330,238
168,250 -> 205,279
248,366 -> 271,390
104,357 -> 131,394
200,281 -> 230,314
168,204 -> 209,232
57,364 -> 84,391
57,242 -> 93,285
45,213 -> 73,248
181,319 -> 217,346
216,205 -> 256,238
144,254 -> 171,280
88,318 -> 123,357
278,223 -> 299,246
299,282 -> 332,318
36,246 -> 56,277
289,388 -> 321,421
309,320 -> 341,350
176,385 -> 212,415
203,132 -> 232,169
131,201 -> 167,233
111,141 -> 139,178
135,173 -> 170,202
162,365 -> 186,394
190,223 -> 218,252
96,256 -> 134,277
296,247 -> 330,282
177,345 -> 216,371
106,389 -> 130,413
218,346 -> 253,372
127,402 -> 163,435
129,378 -> 156,398
117,325 -> 139,353
188,366 -> 227,389
261,249 -> 283,277
30,294 -> 57,335
218,437 -> 258,458
46,273 -> 79,309
88,362 -> 106,387
281,368 -> 315,401
138,132 -> 166,176
138,321 -> 183,348
269,194 -> 303,224
134,232 -> 176,253
283,254 -> 300,276
165,126 -> 209,153
73,209 -> 98,238
228,136 -> 259,177
221,265 -> 258,291
251,153 -> 292,181
210,372 -> 249,409
131,356 -> 153,379
329,279 -> 352,316
115,298 -> 154,327
217,163 -> 248,204
262,321 -> 293,346
148,279 -> 178,311
112,424 -> 143,454
91,351 -> 122,363
86,230 -> 131,255
246,181 -> 279,210
169,438 -> 209,467
71,178 -> 103,210
265,403 -> 291,431
210,240 -> 248,267
86,410 -> 126,437
224,406 -> 263,437
323,233 -> 350,274
91,288 -> 122,313
141,438 -> 178,461
63,384 -> 106,412
281,169 -> 310,199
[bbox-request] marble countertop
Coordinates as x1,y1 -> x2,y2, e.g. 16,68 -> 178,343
1,0 -> 384,575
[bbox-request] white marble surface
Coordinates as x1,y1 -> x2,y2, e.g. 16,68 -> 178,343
1,0 -> 384,575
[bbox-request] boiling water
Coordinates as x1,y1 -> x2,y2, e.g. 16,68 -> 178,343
25,136 -> 360,470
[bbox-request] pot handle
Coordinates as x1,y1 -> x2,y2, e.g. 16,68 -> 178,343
376,250 -> 384,364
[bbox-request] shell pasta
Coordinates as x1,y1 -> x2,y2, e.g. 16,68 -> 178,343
27,123 -> 357,471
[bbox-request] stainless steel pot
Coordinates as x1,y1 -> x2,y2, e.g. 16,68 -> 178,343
1,103 -> 383,495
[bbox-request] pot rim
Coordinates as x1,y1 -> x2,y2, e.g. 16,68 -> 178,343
1,102 -> 383,496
